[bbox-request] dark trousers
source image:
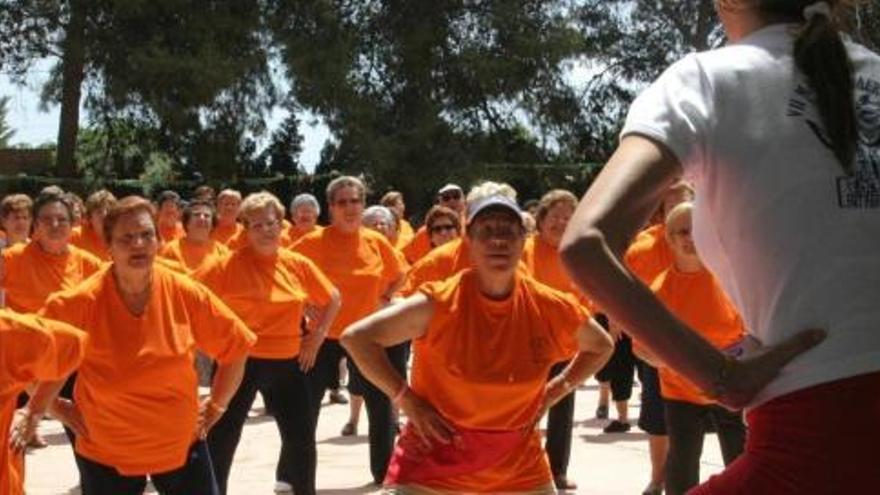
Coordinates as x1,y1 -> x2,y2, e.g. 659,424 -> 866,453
595,332 -> 635,402
307,339 -> 407,484
545,360 -> 575,479
78,441 -> 218,495
664,400 -> 746,495
208,357 -> 315,495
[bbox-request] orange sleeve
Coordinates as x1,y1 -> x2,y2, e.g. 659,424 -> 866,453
183,281 -> 256,365
375,236 -> 406,288
0,310 -> 87,384
288,254 -> 336,308
402,227 -> 431,264
540,286 -> 591,361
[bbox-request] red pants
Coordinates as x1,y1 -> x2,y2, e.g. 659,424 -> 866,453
691,371 -> 880,494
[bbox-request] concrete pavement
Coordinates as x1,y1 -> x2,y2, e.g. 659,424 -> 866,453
24,381 -> 727,494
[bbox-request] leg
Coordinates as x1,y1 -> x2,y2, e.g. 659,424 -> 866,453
150,441 -> 219,495
545,360 -> 575,487
663,400 -> 707,495
207,359 -> 260,495
709,405 -> 746,466
352,343 -> 406,484
306,339 -> 345,425
266,359 -> 317,495
601,334 -> 635,432
636,362 -> 667,492
343,395 -> 364,436
77,452 -> 146,495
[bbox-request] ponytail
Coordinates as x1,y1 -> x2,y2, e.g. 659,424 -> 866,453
792,2 -> 858,173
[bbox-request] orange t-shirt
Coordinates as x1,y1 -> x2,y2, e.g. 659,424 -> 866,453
158,222 -> 186,245
211,222 -> 243,246
401,226 -> 432,264
0,310 -> 87,495
411,270 -> 588,491
159,238 -> 229,274
1,242 -> 103,313
395,219 -> 415,250
625,224 -> 674,285
196,247 -> 335,359
652,267 -> 745,405
39,263 -> 255,475
281,225 -> 322,249
521,236 -> 594,312
70,225 -> 110,261
291,226 -> 404,339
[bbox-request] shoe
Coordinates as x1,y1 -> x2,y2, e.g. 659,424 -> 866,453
341,422 -> 357,436
554,475 -> 578,490
274,481 -> 293,493
329,390 -> 349,405
642,482 -> 663,495
595,404 -> 609,419
603,420 -> 631,433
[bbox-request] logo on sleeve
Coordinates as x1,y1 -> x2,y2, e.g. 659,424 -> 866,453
787,78 -> 880,209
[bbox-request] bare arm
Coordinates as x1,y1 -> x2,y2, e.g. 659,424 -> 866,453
341,293 -> 455,446
198,357 -> 246,437
560,135 -> 824,408
299,288 -> 342,371
544,318 -> 615,410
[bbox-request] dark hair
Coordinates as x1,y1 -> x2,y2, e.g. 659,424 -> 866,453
32,191 -> 75,222
760,1 -> 857,172
182,199 -> 218,232
424,205 -> 461,233
156,190 -> 182,207
103,196 -> 157,245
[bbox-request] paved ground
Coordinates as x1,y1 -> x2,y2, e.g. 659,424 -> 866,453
24,380 -> 726,494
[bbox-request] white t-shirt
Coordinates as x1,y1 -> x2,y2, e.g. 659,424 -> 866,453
622,24 -> 880,407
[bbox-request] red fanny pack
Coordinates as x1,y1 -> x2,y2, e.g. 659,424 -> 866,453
384,422 -> 526,486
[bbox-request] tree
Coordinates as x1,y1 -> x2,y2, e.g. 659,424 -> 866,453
269,0 -> 590,204
0,96 -> 14,147
261,113 -> 304,177
0,0 -> 274,177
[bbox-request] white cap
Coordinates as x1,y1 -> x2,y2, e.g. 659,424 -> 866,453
437,183 -> 463,195
466,195 -> 523,225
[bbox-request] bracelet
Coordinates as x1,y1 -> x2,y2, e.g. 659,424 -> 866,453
391,383 -> 409,405
707,355 -> 737,401
207,398 -> 227,413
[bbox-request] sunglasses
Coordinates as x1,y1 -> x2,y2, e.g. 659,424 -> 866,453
439,191 -> 462,202
429,223 -> 458,234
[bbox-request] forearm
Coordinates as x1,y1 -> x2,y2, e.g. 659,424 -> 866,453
341,334 -> 405,399
210,358 -> 246,407
314,294 -> 342,336
28,380 -> 67,416
561,235 -> 724,392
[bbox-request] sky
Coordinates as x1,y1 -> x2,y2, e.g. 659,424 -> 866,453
0,59 -> 331,173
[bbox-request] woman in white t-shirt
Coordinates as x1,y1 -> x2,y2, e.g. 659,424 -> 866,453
561,1 -> 880,493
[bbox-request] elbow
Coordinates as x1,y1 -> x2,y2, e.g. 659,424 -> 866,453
559,227 -> 605,270
339,326 -> 356,352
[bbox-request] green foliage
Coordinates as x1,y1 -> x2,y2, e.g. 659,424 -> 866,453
0,96 -> 13,147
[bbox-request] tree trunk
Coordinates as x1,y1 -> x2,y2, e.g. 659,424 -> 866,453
55,0 -> 86,177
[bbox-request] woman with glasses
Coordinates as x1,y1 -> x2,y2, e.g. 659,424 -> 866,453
424,206 -> 461,250
32,196 -> 255,495
1,191 -> 103,314
291,176 -> 406,485
402,184 -> 465,264
197,191 -> 341,495
342,191 -> 613,493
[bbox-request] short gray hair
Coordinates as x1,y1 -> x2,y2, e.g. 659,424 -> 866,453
326,176 -> 366,204
290,193 -> 321,216
362,205 -> 396,228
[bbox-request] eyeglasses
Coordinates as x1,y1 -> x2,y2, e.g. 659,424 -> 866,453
439,191 -> 462,202
669,227 -> 692,237
429,223 -> 458,234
